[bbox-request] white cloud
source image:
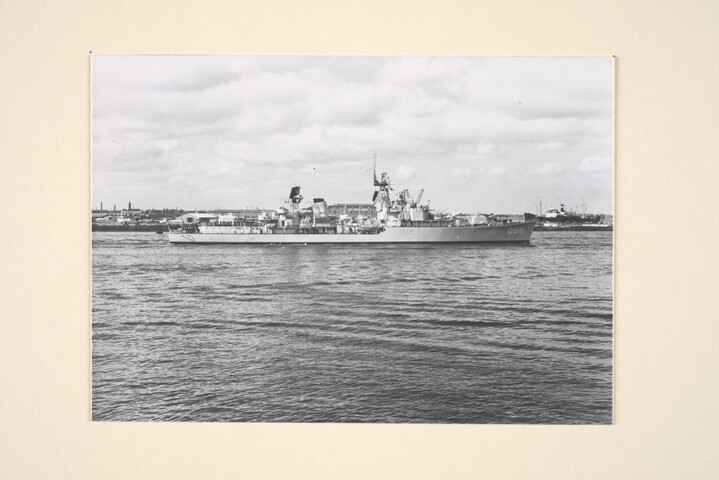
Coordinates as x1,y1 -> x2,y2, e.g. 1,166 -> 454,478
537,141 -> 565,150
488,167 -> 508,177
529,162 -> 562,175
451,167 -> 472,178
395,165 -> 417,179
578,156 -> 611,173
92,56 -> 614,213
475,144 -> 495,156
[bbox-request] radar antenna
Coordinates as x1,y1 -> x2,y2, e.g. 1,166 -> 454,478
289,186 -> 303,204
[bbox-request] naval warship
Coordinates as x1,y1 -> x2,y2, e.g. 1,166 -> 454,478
168,165 -> 536,245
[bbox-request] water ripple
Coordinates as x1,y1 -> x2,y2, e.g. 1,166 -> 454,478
92,230 -> 613,423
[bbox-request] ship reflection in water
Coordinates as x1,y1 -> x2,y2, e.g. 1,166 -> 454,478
92,230 -> 613,423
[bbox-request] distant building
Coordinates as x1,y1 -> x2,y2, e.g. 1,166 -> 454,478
178,213 -> 218,224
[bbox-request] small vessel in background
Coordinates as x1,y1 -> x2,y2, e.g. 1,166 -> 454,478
526,203 -> 604,226
542,204 -> 600,224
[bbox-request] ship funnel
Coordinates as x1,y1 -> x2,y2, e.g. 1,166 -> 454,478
312,198 -> 328,216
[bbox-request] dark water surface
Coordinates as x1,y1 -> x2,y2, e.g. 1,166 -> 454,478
92,231 -> 613,423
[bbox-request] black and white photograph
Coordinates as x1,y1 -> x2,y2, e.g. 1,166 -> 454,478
91,55 -> 614,423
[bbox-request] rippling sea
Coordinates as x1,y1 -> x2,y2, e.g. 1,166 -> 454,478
92,231 -> 613,423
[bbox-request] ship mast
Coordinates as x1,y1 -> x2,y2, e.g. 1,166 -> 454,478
372,153 -> 390,190
373,152 -> 379,186
371,153 -> 395,223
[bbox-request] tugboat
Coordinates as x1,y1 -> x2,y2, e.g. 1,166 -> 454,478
169,161 -> 536,244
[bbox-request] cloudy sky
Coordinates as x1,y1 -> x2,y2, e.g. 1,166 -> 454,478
92,56 -> 613,214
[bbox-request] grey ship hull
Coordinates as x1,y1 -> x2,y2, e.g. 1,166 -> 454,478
168,221 -> 536,244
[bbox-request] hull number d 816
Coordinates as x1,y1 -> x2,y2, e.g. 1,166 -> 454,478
508,227 -> 525,235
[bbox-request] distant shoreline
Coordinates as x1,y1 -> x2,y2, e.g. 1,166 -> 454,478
93,224 -> 169,232
92,224 -> 612,233
534,225 -> 612,231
